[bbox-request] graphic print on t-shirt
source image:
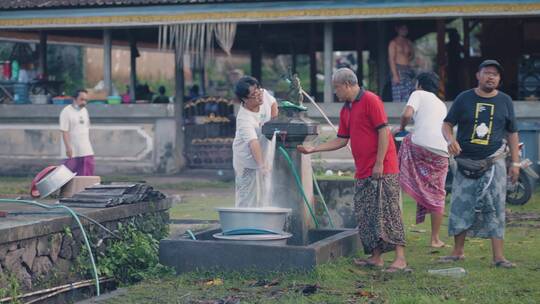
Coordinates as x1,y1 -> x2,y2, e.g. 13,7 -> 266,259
470,102 -> 495,145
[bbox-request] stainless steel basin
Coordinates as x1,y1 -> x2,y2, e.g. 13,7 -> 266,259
36,165 -> 76,198
216,207 -> 291,234
212,232 -> 292,246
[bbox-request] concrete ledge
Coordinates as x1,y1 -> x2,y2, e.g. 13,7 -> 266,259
0,199 -> 172,244
0,104 -> 174,120
159,228 -> 360,274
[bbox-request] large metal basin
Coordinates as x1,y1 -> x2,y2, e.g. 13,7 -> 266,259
213,232 -> 292,246
216,207 -> 291,234
36,165 -> 76,198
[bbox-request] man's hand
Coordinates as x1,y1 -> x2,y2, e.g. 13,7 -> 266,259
297,145 -> 315,154
509,165 -> 520,184
392,75 -> 400,85
372,161 -> 384,179
447,140 -> 462,156
66,147 -> 73,159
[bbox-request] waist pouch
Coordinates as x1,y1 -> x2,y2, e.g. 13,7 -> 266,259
455,157 -> 495,179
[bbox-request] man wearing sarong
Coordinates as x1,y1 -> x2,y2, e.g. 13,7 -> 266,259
60,89 -> 95,176
396,72 -> 449,248
441,60 -> 520,268
388,24 -> 415,102
232,76 -> 278,207
297,68 -> 408,272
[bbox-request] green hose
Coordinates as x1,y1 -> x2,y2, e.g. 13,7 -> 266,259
312,173 -> 335,228
0,199 -> 100,296
277,146 -> 320,228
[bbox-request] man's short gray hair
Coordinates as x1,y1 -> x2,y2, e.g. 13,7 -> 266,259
332,68 -> 358,85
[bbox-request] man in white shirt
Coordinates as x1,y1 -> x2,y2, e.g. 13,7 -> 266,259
60,89 -> 95,176
232,76 -> 278,207
396,72 -> 449,248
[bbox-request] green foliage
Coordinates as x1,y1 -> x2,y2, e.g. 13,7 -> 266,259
76,213 -> 173,285
0,272 -> 22,304
96,222 -> 173,283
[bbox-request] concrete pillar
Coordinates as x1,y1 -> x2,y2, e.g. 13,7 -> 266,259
38,31 -> 47,77
376,21 -> 387,98
272,146 -> 314,246
103,29 -> 113,96
129,32 -> 137,102
174,49 -> 186,170
309,24 -> 317,98
251,25 -> 262,81
437,20 -> 447,99
323,22 -> 333,103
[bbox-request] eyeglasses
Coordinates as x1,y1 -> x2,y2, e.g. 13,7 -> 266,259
245,87 -> 263,101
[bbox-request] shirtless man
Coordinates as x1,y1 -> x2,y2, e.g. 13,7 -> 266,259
388,24 -> 415,102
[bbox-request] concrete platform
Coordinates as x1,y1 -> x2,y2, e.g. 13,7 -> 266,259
159,228 -> 361,274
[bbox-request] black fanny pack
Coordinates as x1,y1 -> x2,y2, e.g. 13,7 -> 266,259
455,152 -> 506,179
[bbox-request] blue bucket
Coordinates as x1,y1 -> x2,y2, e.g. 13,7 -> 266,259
13,83 -> 30,104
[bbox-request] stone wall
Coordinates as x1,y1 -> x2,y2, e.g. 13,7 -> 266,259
0,200 -> 170,293
314,179 -> 356,229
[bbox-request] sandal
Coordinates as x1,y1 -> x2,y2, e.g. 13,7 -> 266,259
382,266 -> 413,273
438,255 -> 465,263
493,260 -> 516,269
353,258 -> 383,268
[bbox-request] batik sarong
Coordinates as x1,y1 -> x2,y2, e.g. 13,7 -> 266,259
354,174 -> 406,254
391,64 -> 415,102
448,157 -> 506,239
63,155 -> 95,176
398,134 -> 449,224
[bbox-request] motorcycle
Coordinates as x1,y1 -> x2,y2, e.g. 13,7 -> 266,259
394,131 -> 538,205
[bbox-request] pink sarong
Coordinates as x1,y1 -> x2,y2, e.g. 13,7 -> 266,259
63,155 -> 95,176
398,134 -> 448,224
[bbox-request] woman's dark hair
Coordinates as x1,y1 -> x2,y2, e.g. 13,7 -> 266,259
415,72 -> 440,94
234,76 -> 260,101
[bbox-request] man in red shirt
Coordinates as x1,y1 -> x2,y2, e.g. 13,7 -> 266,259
298,68 -> 408,272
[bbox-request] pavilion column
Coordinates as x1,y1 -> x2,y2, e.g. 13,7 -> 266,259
355,22 -> 364,87
174,49 -> 186,170
129,32 -> 137,102
103,29 -> 113,96
323,22 -> 333,103
309,24 -> 317,98
250,25 -> 262,81
437,20 -> 447,99
38,31 -> 47,77
376,21 -> 387,98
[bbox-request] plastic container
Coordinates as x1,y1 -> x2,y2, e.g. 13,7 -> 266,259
11,60 -> 19,81
428,267 -> 467,278
13,83 -> 30,104
52,97 -> 73,105
107,95 -> 122,105
2,61 -> 10,80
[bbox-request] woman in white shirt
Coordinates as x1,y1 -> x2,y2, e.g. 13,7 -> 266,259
232,76 -> 278,207
396,72 -> 449,248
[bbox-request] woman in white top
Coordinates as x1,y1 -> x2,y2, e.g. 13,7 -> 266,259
396,72 -> 449,248
232,76 -> 278,207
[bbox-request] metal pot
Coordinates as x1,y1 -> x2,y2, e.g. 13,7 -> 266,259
216,207 -> 292,234
212,232 -> 292,246
36,165 -> 76,198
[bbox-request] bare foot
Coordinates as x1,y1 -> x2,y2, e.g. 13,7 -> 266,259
431,240 -> 446,248
353,255 -> 384,268
388,257 -> 407,270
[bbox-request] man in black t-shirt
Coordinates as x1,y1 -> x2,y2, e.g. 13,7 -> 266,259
441,60 -> 521,269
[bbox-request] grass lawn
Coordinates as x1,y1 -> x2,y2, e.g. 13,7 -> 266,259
169,194 -> 234,220
102,190 -> 540,304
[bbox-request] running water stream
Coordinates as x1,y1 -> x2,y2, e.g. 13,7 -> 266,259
260,132 -> 277,207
